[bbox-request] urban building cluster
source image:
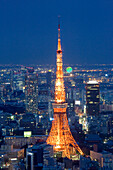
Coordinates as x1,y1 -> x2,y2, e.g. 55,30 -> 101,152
0,63 -> 112,169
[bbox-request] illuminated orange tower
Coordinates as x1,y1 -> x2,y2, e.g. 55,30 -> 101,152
46,20 -> 84,158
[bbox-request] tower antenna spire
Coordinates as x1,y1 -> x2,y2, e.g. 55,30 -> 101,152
58,15 -> 60,30
57,16 -> 61,51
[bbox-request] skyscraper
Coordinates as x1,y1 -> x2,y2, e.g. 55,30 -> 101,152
86,80 -> 100,116
26,146 -> 43,170
38,84 -> 50,111
46,71 -> 52,87
25,72 -> 38,114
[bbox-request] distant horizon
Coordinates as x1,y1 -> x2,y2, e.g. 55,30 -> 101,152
0,63 -> 113,66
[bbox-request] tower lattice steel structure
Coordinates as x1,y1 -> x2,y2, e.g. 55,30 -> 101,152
46,21 -> 84,158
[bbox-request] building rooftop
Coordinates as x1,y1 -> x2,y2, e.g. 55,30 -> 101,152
85,134 -> 101,141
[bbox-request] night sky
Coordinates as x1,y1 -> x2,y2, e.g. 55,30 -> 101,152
0,0 -> 113,65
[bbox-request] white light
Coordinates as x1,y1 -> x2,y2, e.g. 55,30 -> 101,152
28,152 -> 33,156
56,81 -> 61,86
55,145 -> 60,148
10,158 -> 17,161
87,80 -> 98,84
50,118 -> 54,121
57,99 -> 62,103
75,101 -> 80,105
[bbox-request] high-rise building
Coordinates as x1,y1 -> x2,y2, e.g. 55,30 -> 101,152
25,72 -> 38,114
66,98 -> 75,118
46,71 -> 52,87
13,70 -> 24,91
26,145 -> 43,170
86,80 -> 100,116
38,84 -> 51,111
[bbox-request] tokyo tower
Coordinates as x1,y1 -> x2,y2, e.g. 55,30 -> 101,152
46,20 -> 84,158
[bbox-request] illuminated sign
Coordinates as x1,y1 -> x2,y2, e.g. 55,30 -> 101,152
24,131 -> 32,137
75,100 -> 80,105
66,67 -> 72,73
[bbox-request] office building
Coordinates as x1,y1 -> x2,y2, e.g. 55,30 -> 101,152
46,71 -> 52,87
26,145 -> 43,170
86,80 -> 100,116
38,84 -> 51,111
25,72 -> 38,114
90,150 -> 113,169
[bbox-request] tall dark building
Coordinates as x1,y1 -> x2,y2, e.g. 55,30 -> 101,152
86,81 -> 100,116
26,146 -> 43,170
25,72 -> 38,114
38,84 -> 50,111
46,71 -> 52,87
66,99 -> 75,118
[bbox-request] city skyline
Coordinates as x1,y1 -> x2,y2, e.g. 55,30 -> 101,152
0,1 -> 113,167
0,0 -> 113,65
